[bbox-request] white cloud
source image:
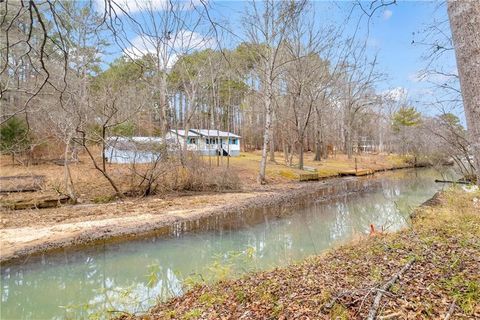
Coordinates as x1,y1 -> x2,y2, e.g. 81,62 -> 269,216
95,0 -> 204,14
382,87 -> 408,102
124,30 -> 215,68
382,9 -> 393,20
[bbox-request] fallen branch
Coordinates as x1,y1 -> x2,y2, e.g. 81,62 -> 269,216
378,312 -> 402,319
322,288 -> 370,311
434,179 -> 470,185
322,291 -> 349,311
443,300 -> 456,320
0,175 -> 45,193
366,258 -> 416,320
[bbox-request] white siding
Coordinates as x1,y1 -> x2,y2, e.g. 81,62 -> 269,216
168,129 -> 241,156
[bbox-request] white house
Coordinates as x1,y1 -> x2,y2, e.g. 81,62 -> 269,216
166,129 -> 241,156
105,136 -> 164,164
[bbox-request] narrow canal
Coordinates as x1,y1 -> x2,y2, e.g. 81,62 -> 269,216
0,168 -> 455,319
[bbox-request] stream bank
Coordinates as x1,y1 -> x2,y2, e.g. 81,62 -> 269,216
1,168 -> 456,319
1,176 -> 378,265
124,187 -> 480,320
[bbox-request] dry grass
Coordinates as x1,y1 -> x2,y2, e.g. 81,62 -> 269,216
229,151 -> 412,182
0,150 -> 412,230
0,150 -> 411,205
1,154 -> 126,201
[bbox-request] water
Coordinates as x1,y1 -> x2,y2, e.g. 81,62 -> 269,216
0,168 -> 454,319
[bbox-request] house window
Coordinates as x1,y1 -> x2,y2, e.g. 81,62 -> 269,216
188,137 -> 196,144
229,138 -> 237,145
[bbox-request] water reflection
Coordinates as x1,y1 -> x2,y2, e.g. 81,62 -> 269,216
1,168 -> 453,319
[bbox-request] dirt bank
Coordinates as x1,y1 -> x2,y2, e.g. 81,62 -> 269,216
0,176 -> 379,265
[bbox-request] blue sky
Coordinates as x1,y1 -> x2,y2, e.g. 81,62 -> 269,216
207,1 -> 457,112
99,0 -> 459,118
357,1 -> 456,104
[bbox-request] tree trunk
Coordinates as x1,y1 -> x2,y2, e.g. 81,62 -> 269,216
448,1 -> 480,184
314,110 -> 322,161
63,139 -> 77,203
79,131 -> 124,198
283,140 -> 289,166
345,127 -> 353,159
258,90 -> 272,184
183,120 -> 190,165
179,92 -> 184,127
269,130 -> 275,162
182,94 -> 193,165
298,137 -> 304,170
379,128 -> 384,153
158,73 -> 169,134
269,100 -> 275,162
102,125 -> 107,173
314,140 -> 322,161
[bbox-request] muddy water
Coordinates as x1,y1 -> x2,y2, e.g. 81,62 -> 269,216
0,168 -> 454,319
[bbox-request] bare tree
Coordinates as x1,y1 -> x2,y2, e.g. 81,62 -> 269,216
126,0 -> 210,135
0,0 -> 138,124
425,113 -> 475,177
283,33 -> 328,168
336,45 -> 382,159
242,0 -> 306,184
74,57 -> 149,198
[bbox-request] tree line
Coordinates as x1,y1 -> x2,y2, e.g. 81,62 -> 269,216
1,0 -> 478,191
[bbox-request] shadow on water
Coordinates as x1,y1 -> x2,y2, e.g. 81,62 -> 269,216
0,168 -> 456,319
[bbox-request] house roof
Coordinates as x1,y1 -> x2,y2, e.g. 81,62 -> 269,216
170,129 -> 241,138
189,129 -> 241,138
114,136 -> 164,143
169,130 -> 200,137
106,136 -> 164,151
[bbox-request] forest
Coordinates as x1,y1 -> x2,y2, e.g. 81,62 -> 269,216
0,1 -> 479,319
1,0 -> 477,200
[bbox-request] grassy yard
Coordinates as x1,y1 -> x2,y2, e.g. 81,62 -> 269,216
126,187 -> 480,319
228,151 -> 413,184
0,151 -> 412,205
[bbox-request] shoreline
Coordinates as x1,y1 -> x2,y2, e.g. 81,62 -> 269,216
0,166 -> 422,266
127,187 -> 480,319
0,176 -> 380,266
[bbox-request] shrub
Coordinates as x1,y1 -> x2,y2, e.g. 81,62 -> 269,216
112,122 -> 135,137
129,153 -> 241,196
170,155 -> 241,192
0,117 -> 29,151
0,117 -> 31,162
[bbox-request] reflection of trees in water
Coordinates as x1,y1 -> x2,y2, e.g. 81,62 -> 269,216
84,267 -> 182,318
2,253 -> 106,319
1,244 -> 191,318
330,200 -> 352,241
